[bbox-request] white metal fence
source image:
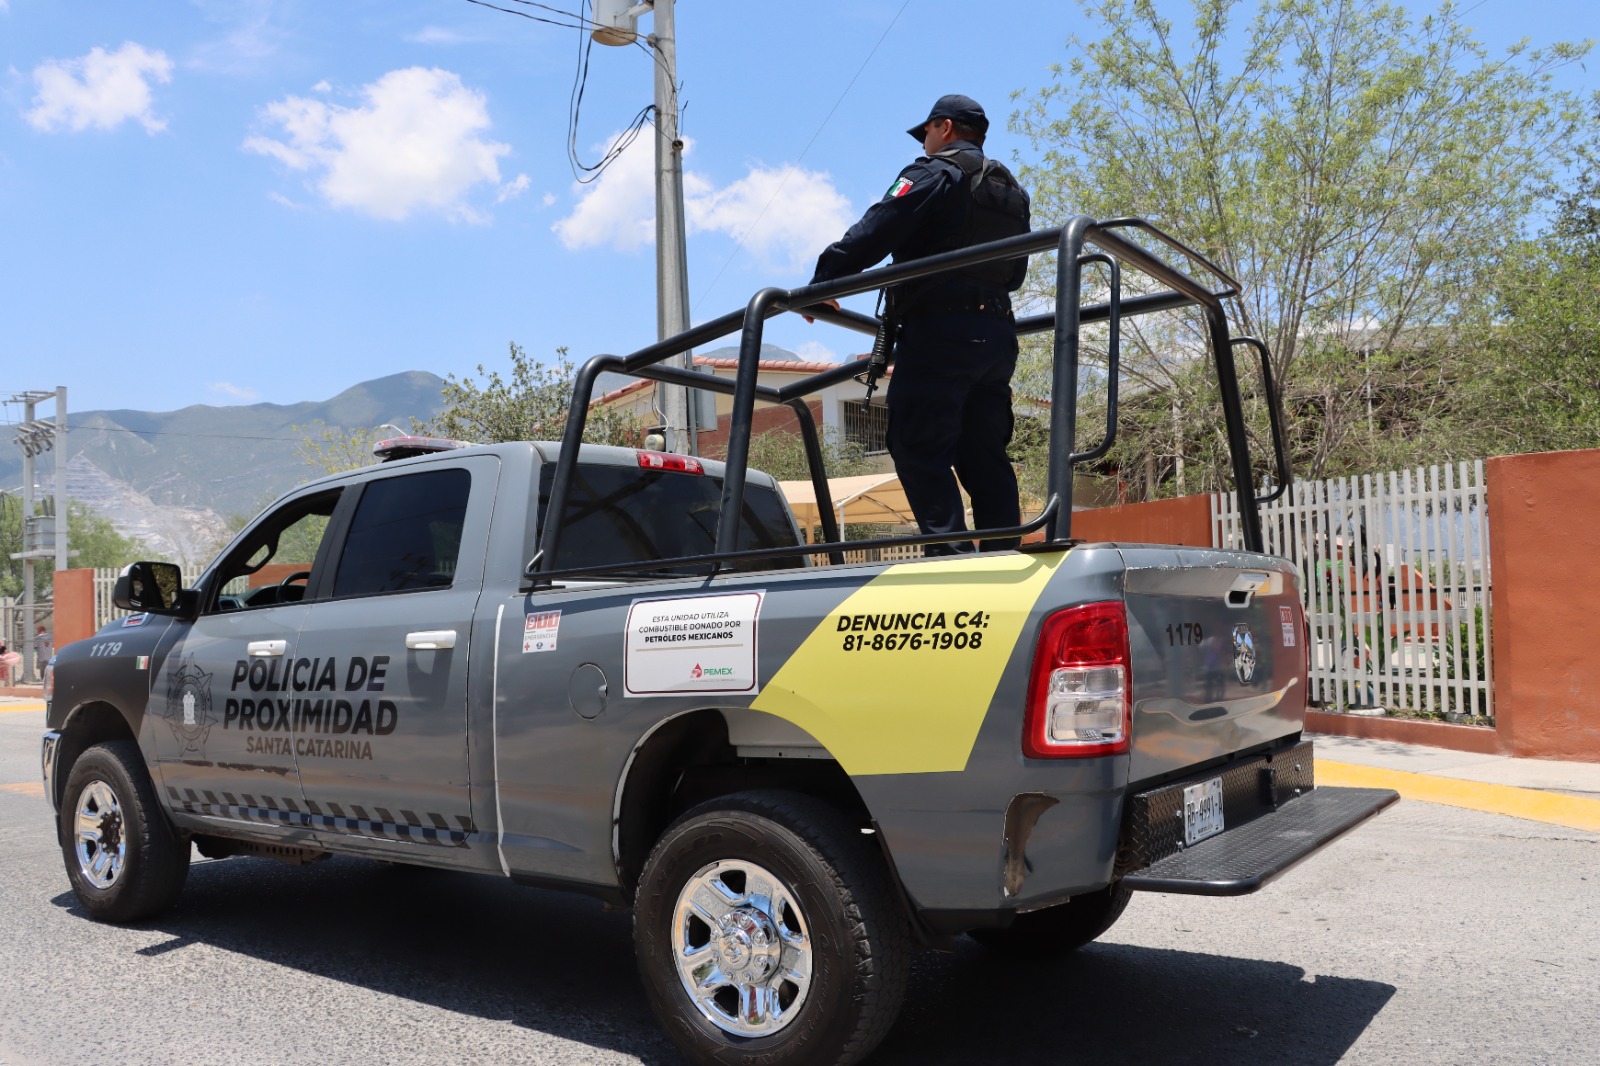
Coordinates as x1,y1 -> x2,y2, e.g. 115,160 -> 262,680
1213,461 -> 1493,721
93,568 -> 129,630
809,543 -> 924,567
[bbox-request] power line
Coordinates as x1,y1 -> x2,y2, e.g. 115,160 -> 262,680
567,5 -> 656,183
2,424 -> 337,444
459,0 -> 591,32
691,0 -> 913,312
461,0 -> 667,184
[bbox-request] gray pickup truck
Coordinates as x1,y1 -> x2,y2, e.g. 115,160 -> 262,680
42,218 -> 1397,1066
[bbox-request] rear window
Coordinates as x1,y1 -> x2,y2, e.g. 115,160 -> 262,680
538,464 -> 803,575
333,468 -> 471,597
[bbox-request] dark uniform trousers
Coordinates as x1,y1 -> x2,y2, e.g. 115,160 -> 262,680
886,310 -> 1021,555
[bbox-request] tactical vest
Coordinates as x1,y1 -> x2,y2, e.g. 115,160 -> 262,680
928,146 -> 1032,291
892,146 -> 1032,313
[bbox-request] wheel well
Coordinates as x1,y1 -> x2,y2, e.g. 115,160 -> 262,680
55,702 -> 139,809
614,709 -> 872,902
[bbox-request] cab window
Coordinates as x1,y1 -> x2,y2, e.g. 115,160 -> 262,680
536,464 -> 803,577
210,489 -> 342,612
332,468 -> 471,598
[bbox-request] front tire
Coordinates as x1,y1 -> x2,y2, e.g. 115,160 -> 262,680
59,740 -> 190,922
634,791 -> 909,1066
969,882 -> 1132,958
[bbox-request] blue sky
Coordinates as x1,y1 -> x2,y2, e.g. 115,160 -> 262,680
1,0 -> 1596,418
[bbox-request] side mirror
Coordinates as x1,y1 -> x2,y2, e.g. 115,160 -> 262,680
112,561 -> 186,614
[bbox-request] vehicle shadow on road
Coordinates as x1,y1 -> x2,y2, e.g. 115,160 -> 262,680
52,856 -> 1394,1065
878,939 -> 1395,1065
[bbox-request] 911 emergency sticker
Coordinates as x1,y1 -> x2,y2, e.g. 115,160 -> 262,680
523,610 -> 561,653
624,591 -> 763,697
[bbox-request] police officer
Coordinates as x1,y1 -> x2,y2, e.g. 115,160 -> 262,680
806,95 -> 1028,554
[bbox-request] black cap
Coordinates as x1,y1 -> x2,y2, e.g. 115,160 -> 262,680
906,94 -> 989,141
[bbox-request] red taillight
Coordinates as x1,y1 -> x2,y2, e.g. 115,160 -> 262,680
1023,601 -> 1131,759
636,450 -> 704,474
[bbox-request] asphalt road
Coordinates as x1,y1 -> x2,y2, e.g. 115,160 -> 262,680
2,705 -> 1596,1065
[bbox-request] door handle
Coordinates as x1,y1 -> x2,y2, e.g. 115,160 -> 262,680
247,640 -> 288,658
406,630 -> 457,650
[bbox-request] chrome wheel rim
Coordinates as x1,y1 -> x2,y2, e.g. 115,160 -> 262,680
671,859 -> 812,1037
74,780 -> 126,890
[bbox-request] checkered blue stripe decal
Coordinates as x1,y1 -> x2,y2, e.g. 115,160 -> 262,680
168,787 -> 473,847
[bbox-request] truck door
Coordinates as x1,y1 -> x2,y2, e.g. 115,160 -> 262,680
292,456 -> 497,860
150,486 -> 345,844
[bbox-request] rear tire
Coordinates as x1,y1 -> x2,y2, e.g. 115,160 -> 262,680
59,740 -> 190,922
634,790 -> 909,1066
969,882 -> 1132,958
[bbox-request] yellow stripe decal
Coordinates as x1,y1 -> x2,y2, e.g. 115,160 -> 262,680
752,551 -> 1065,776
1318,759 -> 1600,834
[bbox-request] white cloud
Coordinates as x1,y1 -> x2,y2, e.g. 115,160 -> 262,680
497,173 -> 530,203
207,381 -> 261,402
541,192 -> 557,208
187,1 -> 282,75
408,27 -> 481,45
792,341 -> 841,364
25,43 -> 173,134
553,133 -> 855,271
312,80 -> 331,93
244,67 -> 512,223
552,130 -> 658,251
267,191 -> 306,210
686,164 -> 854,271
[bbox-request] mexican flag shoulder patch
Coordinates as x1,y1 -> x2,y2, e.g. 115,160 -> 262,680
885,176 -> 914,199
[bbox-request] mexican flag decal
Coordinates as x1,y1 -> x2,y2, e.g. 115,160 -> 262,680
886,176 -> 914,199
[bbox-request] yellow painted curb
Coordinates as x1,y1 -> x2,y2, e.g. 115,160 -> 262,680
0,701 -> 45,714
1318,759 -> 1600,834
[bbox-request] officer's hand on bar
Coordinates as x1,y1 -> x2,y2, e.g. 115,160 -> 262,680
801,299 -> 840,324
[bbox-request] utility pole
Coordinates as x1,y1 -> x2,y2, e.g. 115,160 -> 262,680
6,387 -> 68,683
593,0 -> 697,454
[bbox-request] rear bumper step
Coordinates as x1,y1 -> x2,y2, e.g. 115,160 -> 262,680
1122,786 -> 1398,896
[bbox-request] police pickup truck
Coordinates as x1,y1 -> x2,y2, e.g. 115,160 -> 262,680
41,218 -> 1397,1066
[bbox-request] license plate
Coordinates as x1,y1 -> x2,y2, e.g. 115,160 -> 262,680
1183,777 -> 1225,846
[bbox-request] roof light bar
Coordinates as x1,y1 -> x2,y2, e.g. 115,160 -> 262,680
372,436 -> 468,463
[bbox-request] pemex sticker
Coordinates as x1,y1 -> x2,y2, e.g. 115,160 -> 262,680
624,591 -> 763,697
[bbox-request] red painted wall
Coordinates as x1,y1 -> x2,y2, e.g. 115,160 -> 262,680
1067,494 -> 1213,547
696,401 -> 826,460
52,568 -> 97,650
1488,449 -> 1600,762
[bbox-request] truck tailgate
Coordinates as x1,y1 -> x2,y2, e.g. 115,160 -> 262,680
1121,547 -> 1306,785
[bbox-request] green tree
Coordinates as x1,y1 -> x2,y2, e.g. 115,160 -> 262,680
1452,145 -> 1600,455
293,422 -> 393,476
68,504 -> 148,570
425,343 -> 643,447
733,425 -> 877,483
1,498 -> 147,598
1013,0 -> 1590,490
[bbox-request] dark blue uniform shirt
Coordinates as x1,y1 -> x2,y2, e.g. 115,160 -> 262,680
809,141 -> 1021,313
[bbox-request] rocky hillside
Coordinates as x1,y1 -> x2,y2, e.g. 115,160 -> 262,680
1,372 -> 447,569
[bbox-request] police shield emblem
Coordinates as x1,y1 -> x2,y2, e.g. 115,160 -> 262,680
164,658 -> 215,754
1231,623 -> 1257,684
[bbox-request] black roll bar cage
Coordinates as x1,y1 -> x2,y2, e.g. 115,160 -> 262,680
527,216 -> 1287,583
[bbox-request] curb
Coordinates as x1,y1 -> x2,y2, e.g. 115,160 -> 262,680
1319,759 -> 1600,834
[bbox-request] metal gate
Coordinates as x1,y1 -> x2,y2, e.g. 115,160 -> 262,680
1213,461 -> 1493,721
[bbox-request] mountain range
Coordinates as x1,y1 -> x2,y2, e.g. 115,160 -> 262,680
0,371 -> 449,568
3,346 -> 814,570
